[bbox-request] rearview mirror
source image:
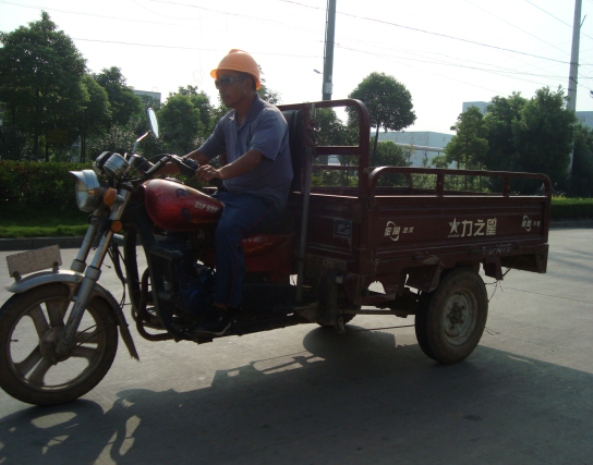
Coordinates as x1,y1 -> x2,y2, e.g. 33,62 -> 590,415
147,108 -> 159,138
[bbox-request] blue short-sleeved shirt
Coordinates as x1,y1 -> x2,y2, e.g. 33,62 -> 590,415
199,95 -> 293,209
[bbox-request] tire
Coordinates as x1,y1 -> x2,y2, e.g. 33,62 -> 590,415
415,267 -> 488,364
0,284 -> 118,405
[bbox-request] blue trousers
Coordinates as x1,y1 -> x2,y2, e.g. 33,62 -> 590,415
212,191 -> 278,308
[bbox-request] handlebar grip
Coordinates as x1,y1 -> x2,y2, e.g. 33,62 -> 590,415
172,156 -> 198,177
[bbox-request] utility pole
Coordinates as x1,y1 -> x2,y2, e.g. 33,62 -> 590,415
567,0 -> 582,176
322,0 -> 336,101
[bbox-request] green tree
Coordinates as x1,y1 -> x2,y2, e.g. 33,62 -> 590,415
77,74 -> 111,162
445,106 -> 488,170
483,93 -> 527,172
257,67 -> 280,104
158,85 -> 213,154
0,12 -> 86,160
431,154 -> 449,168
483,88 -> 574,187
515,87 -> 575,186
567,123 -> 593,197
89,124 -> 137,160
347,72 -> 416,165
375,140 -> 410,166
94,67 -> 143,128
313,108 -> 354,146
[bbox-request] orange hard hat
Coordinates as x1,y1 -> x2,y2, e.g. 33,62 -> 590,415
210,49 -> 261,90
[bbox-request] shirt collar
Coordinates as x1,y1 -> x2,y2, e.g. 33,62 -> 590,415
230,94 -> 264,127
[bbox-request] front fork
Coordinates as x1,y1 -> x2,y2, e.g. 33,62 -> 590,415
55,189 -> 130,357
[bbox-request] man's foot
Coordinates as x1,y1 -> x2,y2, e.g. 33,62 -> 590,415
195,305 -> 235,336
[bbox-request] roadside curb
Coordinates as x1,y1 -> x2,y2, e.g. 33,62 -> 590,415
548,219 -> 593,229
0,236 -> 84,252
1,220 -> 592,252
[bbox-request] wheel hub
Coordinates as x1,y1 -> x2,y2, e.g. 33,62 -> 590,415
444,296 -> 472,340
39,327 -> 69,364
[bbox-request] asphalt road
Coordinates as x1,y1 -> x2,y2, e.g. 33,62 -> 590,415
0,227 -> 592,465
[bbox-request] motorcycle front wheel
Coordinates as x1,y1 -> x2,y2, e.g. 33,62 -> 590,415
0,283 -> 118,405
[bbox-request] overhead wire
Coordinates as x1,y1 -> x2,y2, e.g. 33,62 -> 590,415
278,0 -> 591,66
2,0 -> 593,98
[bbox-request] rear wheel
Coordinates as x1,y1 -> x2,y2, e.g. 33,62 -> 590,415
0,284 -> 118,405
415,267 -> 487,364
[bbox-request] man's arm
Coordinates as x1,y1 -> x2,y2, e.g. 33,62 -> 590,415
196,150 -> 263,182
156,149 -> 209,176
183,149 -> 210,166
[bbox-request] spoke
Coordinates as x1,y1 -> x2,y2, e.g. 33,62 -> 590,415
70,345 -> 98,361
46,299 -> 67,327
28,305 -> 50,338
27,357 -> 53,386
75,326 -> 101,344
14,346 -> 43,377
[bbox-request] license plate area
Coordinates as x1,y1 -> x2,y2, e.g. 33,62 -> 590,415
6,245 -> 62,280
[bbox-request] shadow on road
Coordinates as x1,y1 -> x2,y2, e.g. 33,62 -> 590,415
1,326 -> 591,465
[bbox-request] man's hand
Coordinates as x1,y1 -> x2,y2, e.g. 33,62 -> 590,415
157,156 -> 181,176
196,164 -> 223,182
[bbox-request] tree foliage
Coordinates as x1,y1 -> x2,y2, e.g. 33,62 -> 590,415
0,11 -> 86,160
482,88 -> 575,186
445,106 -> 488,169
93,67 -> 143,129
483,93 -> 527,172
77,74 -> 111,162
375,140 -> 410,167
568,123 -> 593,197
347,72 -> 416,165
158,85 -> 213,154
313,108 -> 355,146
515,87 -> 574,182
257,67 -> 280,105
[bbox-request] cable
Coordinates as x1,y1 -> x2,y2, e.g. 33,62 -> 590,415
522,0 -> 572,28
464,0 -> 570,57
523,0 -> 593,42
278,0 -> 591,66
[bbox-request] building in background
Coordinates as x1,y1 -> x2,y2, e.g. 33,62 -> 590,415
378,131 -> 453,167
133,90 -> 161,109
462,101 -> 490,114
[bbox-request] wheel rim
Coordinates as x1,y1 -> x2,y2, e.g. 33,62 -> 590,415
7,293 -> 112,393
440,291 -> 477,345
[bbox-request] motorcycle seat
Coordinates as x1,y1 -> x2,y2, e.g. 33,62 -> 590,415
250,208 -> 294,235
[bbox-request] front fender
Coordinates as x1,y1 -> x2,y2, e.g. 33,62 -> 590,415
7,270 -> 119,308
6,270 -> 139,360
8,269 -> 81,293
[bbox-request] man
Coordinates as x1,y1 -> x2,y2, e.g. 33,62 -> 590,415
181,49 -> 293,335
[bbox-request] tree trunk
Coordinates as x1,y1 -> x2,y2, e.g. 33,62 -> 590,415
372,125 -> 380,166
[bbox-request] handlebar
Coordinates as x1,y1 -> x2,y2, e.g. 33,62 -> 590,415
141,154 -> 198,178
170,155 -> 199,176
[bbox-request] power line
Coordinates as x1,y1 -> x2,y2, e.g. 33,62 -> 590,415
3,0 -> 592,96
464,0 -> 570,57
522,0 -> 572,28
73,37 -> 318,59
278,0 -> 586,66
523,0 -> 593,42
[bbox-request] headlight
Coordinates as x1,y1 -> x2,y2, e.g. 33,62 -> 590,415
69,170 -> 105,212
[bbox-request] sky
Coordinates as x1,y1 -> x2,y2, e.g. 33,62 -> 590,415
1,0 -> 593,135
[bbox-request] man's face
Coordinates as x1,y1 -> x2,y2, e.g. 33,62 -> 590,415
215,71 -> 249,108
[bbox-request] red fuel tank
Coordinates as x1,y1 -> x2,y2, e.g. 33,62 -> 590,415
144,179 -> 223,231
